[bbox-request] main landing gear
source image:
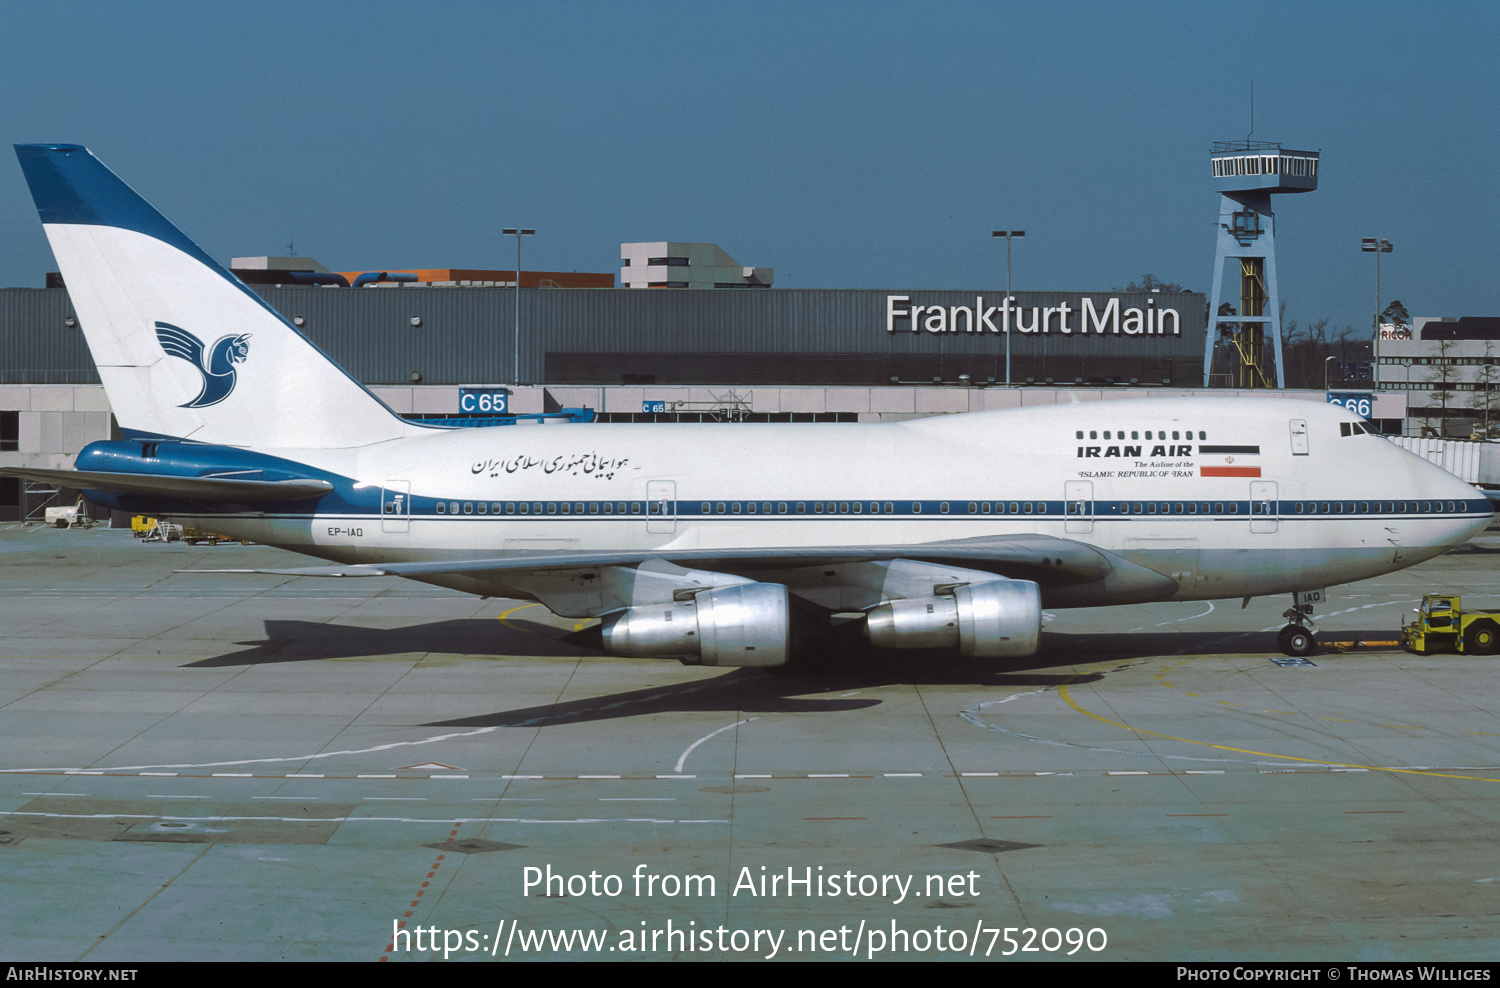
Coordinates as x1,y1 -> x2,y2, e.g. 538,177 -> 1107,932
1277,594 -> 1320,657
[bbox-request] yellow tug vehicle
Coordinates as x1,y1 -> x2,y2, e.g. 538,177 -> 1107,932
1400,595 -> 1500,655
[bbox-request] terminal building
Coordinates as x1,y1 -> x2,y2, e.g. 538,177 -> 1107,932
0,257 -> 1234,519
12,238 -> 1452,520
1377,316 -> 1500,438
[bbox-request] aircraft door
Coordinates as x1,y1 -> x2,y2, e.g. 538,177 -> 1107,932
1289,419 -> 1309,455
1064,480 -> 1093,534
1250,480 -> 1278,534
647,480 -> 676,534
381,480 -> 410,534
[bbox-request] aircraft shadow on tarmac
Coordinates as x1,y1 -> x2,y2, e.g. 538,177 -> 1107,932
180,616 -> 1400,728
426,626 -> 1414,728
182,615 -> 596,667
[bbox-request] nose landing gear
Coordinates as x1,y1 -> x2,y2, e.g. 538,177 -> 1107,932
1278,596 -> 1319,656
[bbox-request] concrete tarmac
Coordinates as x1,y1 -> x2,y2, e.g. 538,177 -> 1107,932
2,519 -> 1499,962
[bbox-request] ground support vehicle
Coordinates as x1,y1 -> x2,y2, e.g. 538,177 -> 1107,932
1401,595 -> 1500,655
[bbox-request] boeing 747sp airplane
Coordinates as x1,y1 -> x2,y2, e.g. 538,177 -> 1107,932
6,144 -> 1493,665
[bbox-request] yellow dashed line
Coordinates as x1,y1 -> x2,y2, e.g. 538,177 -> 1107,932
1056,681 -> 1500,783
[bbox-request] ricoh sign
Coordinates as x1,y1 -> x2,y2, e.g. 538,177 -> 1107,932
885,295 -> 1183,337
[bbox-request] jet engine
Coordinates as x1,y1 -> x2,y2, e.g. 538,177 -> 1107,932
600,582 -> 790,667
865,579 -> 1041,657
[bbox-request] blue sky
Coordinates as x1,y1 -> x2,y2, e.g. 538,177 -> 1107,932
1,1 -> 1494,334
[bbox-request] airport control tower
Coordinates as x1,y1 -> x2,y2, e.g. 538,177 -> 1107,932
1202,141 -> 1320,388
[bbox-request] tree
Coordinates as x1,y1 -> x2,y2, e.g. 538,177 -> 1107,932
1115,274 -> 1189,293
1474,340 -> 1499,438
1280,319 -> 1368,389
1425,337 -> 1458,435
1381,299 -> 1410,327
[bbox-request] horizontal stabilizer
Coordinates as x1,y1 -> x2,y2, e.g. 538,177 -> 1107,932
0,467 -> 333,502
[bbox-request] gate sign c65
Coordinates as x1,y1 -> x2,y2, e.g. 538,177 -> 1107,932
459,388 -> 509,415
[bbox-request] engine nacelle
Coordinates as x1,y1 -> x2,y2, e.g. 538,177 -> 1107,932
865,579 -> 1041,657
600,582 -> 790,667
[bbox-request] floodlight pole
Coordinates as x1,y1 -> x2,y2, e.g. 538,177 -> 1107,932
992,230 -> 1025,386
1361,237 -> 1394,421
504,228 -> 535,386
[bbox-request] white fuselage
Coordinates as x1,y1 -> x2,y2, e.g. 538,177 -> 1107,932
165,397 -> 1492,606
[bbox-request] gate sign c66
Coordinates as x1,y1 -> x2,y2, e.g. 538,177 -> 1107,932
1326,392 -> 1372,419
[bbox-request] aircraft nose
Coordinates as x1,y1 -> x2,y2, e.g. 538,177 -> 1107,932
1441,473 -> 1494,542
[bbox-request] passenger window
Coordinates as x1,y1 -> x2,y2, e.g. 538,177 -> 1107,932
560,503 -> 570,514
436,502 -> 446,514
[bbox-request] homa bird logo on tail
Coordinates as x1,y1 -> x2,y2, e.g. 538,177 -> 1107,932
154,322 -> 251,407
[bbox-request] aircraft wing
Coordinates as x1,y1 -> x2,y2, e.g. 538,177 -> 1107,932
0,467 -> 334,502
190,533 -> 1182,618
196,533 -> 1119,584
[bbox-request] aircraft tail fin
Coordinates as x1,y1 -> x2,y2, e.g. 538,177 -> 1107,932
14,144 -> 422,449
